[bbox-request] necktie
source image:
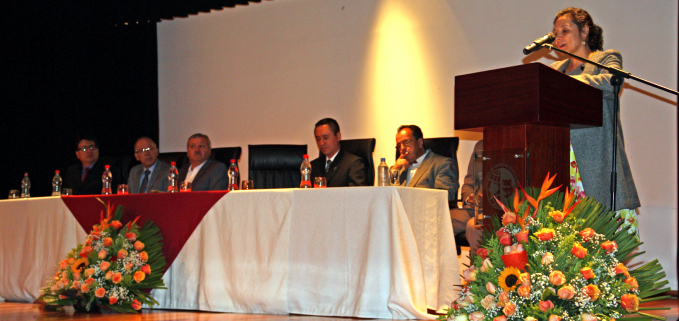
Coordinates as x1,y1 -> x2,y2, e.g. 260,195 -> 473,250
81,167 -> 90,182
139,170 -> 151,193
325,159 -> 332,172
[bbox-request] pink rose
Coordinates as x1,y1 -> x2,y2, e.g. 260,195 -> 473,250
463,266 -> 478,283
539,300 -> 554,312
486,282 -> 496,294
480,258 -> 493,272
481,295 -> 496,310
469,311 -> 484,321
557,285 -> 575,300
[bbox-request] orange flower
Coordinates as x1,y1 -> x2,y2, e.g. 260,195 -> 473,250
60,259 -> 69,270
549,271 -> 566,286
582,313 -> 597,321
131,299 -> 142,310
502,211 -> 517,225
624,277 -> 639,291
519,272 -> 531,285
110,220 -> 122,229
496,228 -> 512,246
516,230 -> 529,244
105,271 -> 113,280
94,287 -> 106,298
615,263 -> 630,277
557,285 -> 575,300
502,301 -> 516,316
539,300 -> 554,312
133,271 -> 146,283
85,277 -> 95,285
535,228 -> 555,241
580,267 -> 596,280
134,240 -> 145,251
571,243 -> 588,259
100,261 -> 110,271
549,210 -> 565,223
493,316 -> 507,321
98,250 -> 107,260
80,283 -> 90,293
125,262 -> 134,271
139,251 -> 149,262
126,232 -> 137,242
477,248 -> 490,259
117,249 -> 128,259
579,228 -> 596,242
141,264 -> 152,275
621,294 -> 639,312
517,285 -> 531,298
601,241 -> 617,254
79,246 -> 93,258
109,296 -> 118,305
549,315 -> 562,321
91,231 -> 101,240
83,268 -> 95,278
103,237 -> 113,247
111,272 -> 123,284
584,284 -> 601,301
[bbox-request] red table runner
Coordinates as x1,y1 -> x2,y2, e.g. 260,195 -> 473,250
61,191 -> 228,268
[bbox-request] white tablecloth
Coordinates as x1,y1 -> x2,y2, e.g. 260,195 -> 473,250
0,187 -> 460,319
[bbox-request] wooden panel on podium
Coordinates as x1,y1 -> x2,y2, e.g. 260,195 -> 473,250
455,63 -> 602,225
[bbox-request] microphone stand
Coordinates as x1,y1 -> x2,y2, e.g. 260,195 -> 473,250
539,43 -> 678,211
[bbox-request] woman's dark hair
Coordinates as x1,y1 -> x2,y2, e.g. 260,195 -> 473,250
554,7 -> 604,51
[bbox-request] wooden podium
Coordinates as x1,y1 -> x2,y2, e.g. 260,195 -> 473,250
454,63 -> 602,224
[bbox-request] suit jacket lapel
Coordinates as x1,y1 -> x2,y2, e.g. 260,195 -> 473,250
192,159 -> 212,184
408,151 -> 433,187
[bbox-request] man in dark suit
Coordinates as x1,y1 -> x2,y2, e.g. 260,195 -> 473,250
128,137 -> 171,193
177,133 -> 228,191
310,118 -> 368,187
63,135 -> 121,195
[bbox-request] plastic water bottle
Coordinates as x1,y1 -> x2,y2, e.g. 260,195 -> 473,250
300,154 -> 312,188
52,170 -> 62,196
377,158 -> 390,186
20,173 -> 31,198
168,162 -> 179,193
101,165 -> 113,194
228,159 -> 239,190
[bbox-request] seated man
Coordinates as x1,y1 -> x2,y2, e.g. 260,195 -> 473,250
63,135 -> 121,195
128,137 -> 171,193
392,125 -> 462,232
177,133 -> 228,191
310,118 -> 369,187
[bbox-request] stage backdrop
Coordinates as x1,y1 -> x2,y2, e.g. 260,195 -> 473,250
157,0 -> 678,289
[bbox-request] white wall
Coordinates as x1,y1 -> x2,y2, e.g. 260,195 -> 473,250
158,0 -> 678,289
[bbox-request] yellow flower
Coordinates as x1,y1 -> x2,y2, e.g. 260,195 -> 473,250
498,267 -> 521,292
70,257 -> 89,273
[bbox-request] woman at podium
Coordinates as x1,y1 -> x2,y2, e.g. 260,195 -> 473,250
550,7 -> 639,235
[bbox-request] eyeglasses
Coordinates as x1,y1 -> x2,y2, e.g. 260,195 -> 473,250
395,140 -> 414,149
134,147 -> 157,154
76,145 -> 98,152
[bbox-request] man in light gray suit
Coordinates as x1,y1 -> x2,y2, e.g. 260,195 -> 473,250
177,133 -> 229,191
392,125 -> 465,235
128,137 -> 171,193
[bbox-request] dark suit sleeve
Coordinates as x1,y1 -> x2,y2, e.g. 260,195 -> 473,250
209,162 -> 229,191
435,157 -> 459,202
347,157 -> 368,186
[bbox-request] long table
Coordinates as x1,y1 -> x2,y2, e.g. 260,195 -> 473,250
0,187 -> 460,319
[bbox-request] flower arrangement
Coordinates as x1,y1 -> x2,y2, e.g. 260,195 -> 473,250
38,200 -> 166,313
443,174 -> 669,321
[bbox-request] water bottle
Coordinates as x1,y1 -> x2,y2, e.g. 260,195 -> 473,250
52,170 -> 62,196
101,165 -> 112,194
20,173 -> 31,198
377,158 -> 390,186
168,162 -> 179,193
227,159 -> 239,190
300,154 -> 312,188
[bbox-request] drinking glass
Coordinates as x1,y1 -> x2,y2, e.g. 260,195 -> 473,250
241,180 -> 254,190
8,190 -> 19,199
313,177 -> 327,188
390,168 -> 400,185
180,181 -> 192,192
62,188 -> 72,196
117,184 -> 128,195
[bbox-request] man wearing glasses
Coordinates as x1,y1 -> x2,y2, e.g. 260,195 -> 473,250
128,137 -> 171,193
63,135 -> 121,195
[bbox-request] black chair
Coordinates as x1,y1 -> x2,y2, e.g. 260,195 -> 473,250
211,147 -> 242,165
157,152 -> 188,169
248,144 -> 307,189
319,138 -> 376,186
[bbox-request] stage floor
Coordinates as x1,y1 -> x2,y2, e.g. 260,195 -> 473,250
1,299 -> 678,321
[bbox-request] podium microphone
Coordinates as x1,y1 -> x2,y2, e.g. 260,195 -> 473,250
523,33 -> 556,55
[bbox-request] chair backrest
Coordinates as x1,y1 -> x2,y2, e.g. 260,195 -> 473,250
211,147 -> 242,165
395,136 -> 460,180
319,138 -> 376,185
248,144 -> 307,189
157,152 -> 188,169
